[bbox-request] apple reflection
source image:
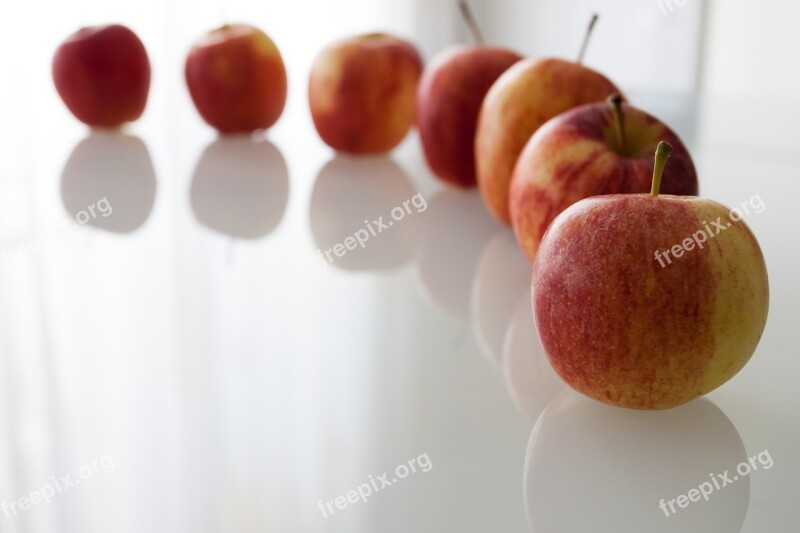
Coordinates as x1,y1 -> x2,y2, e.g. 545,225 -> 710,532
502,299 -> 564,424
470,230 -> 531,371
414,189 -> 500,320
190,135 -> 289,239
309,155 -> 420,272
524,392 -> 750,532
61,131 -> 156,233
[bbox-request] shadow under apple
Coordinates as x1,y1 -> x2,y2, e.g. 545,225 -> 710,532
470,230 -> 531,371
190,135 -> 289,239
61,131 -> 156,233
414,189 -> 500,320
524,392 -> 750,532
309,155 -> 420,272
502,298 -> 564,425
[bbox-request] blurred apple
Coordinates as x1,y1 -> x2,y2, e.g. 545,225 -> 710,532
532,143 -> 769,409
185,24 -> 287,134
475,15 -> 620,224
309,33 -> 422,154
511,95 -> 698,262
52,24 -> 150,127
416,2 -> 522,186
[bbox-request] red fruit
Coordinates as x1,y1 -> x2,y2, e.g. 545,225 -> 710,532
309,33 -> 423,154
185,24 -> 287,134
52,24 -> 151,128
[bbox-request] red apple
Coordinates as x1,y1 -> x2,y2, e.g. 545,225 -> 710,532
52,24 -> 150,127
531,143 -> 769,410
309,33 -> 423,154
416,2 -> 522,186
510,95 -> 698,262
417,46 -> 522,187
475,15 -> 620,224
185,24 -> 287,134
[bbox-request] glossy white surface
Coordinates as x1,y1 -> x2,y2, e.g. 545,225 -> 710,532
0,1 -> 797,532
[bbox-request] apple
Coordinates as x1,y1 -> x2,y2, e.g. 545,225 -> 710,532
531,142 -> 769,409
510,95 -> 698,262
52,24 -> 150,127
185,24 -> 287,134
475,15 -> 621,224
309,33 -> 423,154
416,2 -> 522,186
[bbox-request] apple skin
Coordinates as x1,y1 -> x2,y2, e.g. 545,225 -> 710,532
185,24 -> 287,134
52,24 -> 150,127
510,101 -> 698,262
309,33 -> 423,154
475,58 -> 621,224
531,194 -> 769,410
416,45 -> 522,187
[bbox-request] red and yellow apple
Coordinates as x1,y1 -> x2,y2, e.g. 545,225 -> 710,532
416,2 -> 522,186
510,95 -> 698,262
185,24 -> 287,134
475,58 -> 620,224
417,45 -> 522,187
52,24 -> 151,127
531,142 -> 769,410
309,33 -> 423,154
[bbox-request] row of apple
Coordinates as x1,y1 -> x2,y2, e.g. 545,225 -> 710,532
52,7 -> 769,410
425,6 -> 768,410
414,6 -> 768,410
51,9 -> 698,250
52,21 -> 425,140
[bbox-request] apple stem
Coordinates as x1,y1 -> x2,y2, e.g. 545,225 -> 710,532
651,141 -> 673,197
607,94 -> 626,154
577,13 -> 599,64
458,1 -> 485,46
